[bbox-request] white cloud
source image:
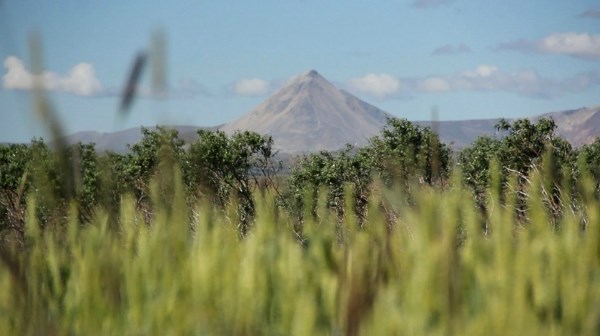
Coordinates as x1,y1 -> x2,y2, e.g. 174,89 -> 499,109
349,65 -> 600,100
348,73 -> 400,98
2,56 -> 103,96
234,78 -> 270,96
413,65 -> 550,97
498,32 -> 600,61
468,65 -> 498,77
417,77 -> 451,92
538,33 -> 600,59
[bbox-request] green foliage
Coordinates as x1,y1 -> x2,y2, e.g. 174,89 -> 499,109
459,117 -> 578,223
461,118 -> 570,187
579,137 -> 600,189
0,164 -> 598,335
0,143 -> 30,236
71,143 -> 101,221
286,145 -> 373,233
125,126 -> 186,196
495,118 -> 574,176
286,117 -> 450,235
0,144 -> 30,191
89,127 -> 189,224
188,129 -> 276,236
459,136 -> 502,193
370,117 -> 451,186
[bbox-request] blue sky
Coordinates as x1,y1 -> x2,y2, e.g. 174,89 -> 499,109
1,0 -> 599,142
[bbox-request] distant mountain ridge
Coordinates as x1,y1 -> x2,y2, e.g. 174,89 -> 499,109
37,69 -> 600,153
537,106 -> 600,146
60,125 -> 220,153
57,107 -> 600,154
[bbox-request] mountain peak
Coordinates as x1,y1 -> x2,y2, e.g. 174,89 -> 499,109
305,69 -> 319,77
221,69 -> 392,153
297,69 -> 325,83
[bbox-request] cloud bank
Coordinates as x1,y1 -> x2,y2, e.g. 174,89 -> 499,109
348,73 -> 401,99
498,32 -> 600,61
1,56 -> 214,99
2,56 -> 103,96
348,65 -> 600,99
234,78 -> 271,96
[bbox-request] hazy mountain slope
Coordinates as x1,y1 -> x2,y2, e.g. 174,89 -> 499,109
54,106 -> 600,154
61,125 -> 219,152
536,106 -> 600,146
416,119 -> 501,148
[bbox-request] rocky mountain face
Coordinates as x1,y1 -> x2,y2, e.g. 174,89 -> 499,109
220,70 -> 392,153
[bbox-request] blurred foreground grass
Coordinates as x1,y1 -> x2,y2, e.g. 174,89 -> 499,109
0,164 -> 598,335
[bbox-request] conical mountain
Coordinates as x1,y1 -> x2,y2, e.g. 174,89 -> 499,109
221,70 -> 392,153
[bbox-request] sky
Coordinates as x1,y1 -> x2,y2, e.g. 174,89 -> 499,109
0,0 -> 599,143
